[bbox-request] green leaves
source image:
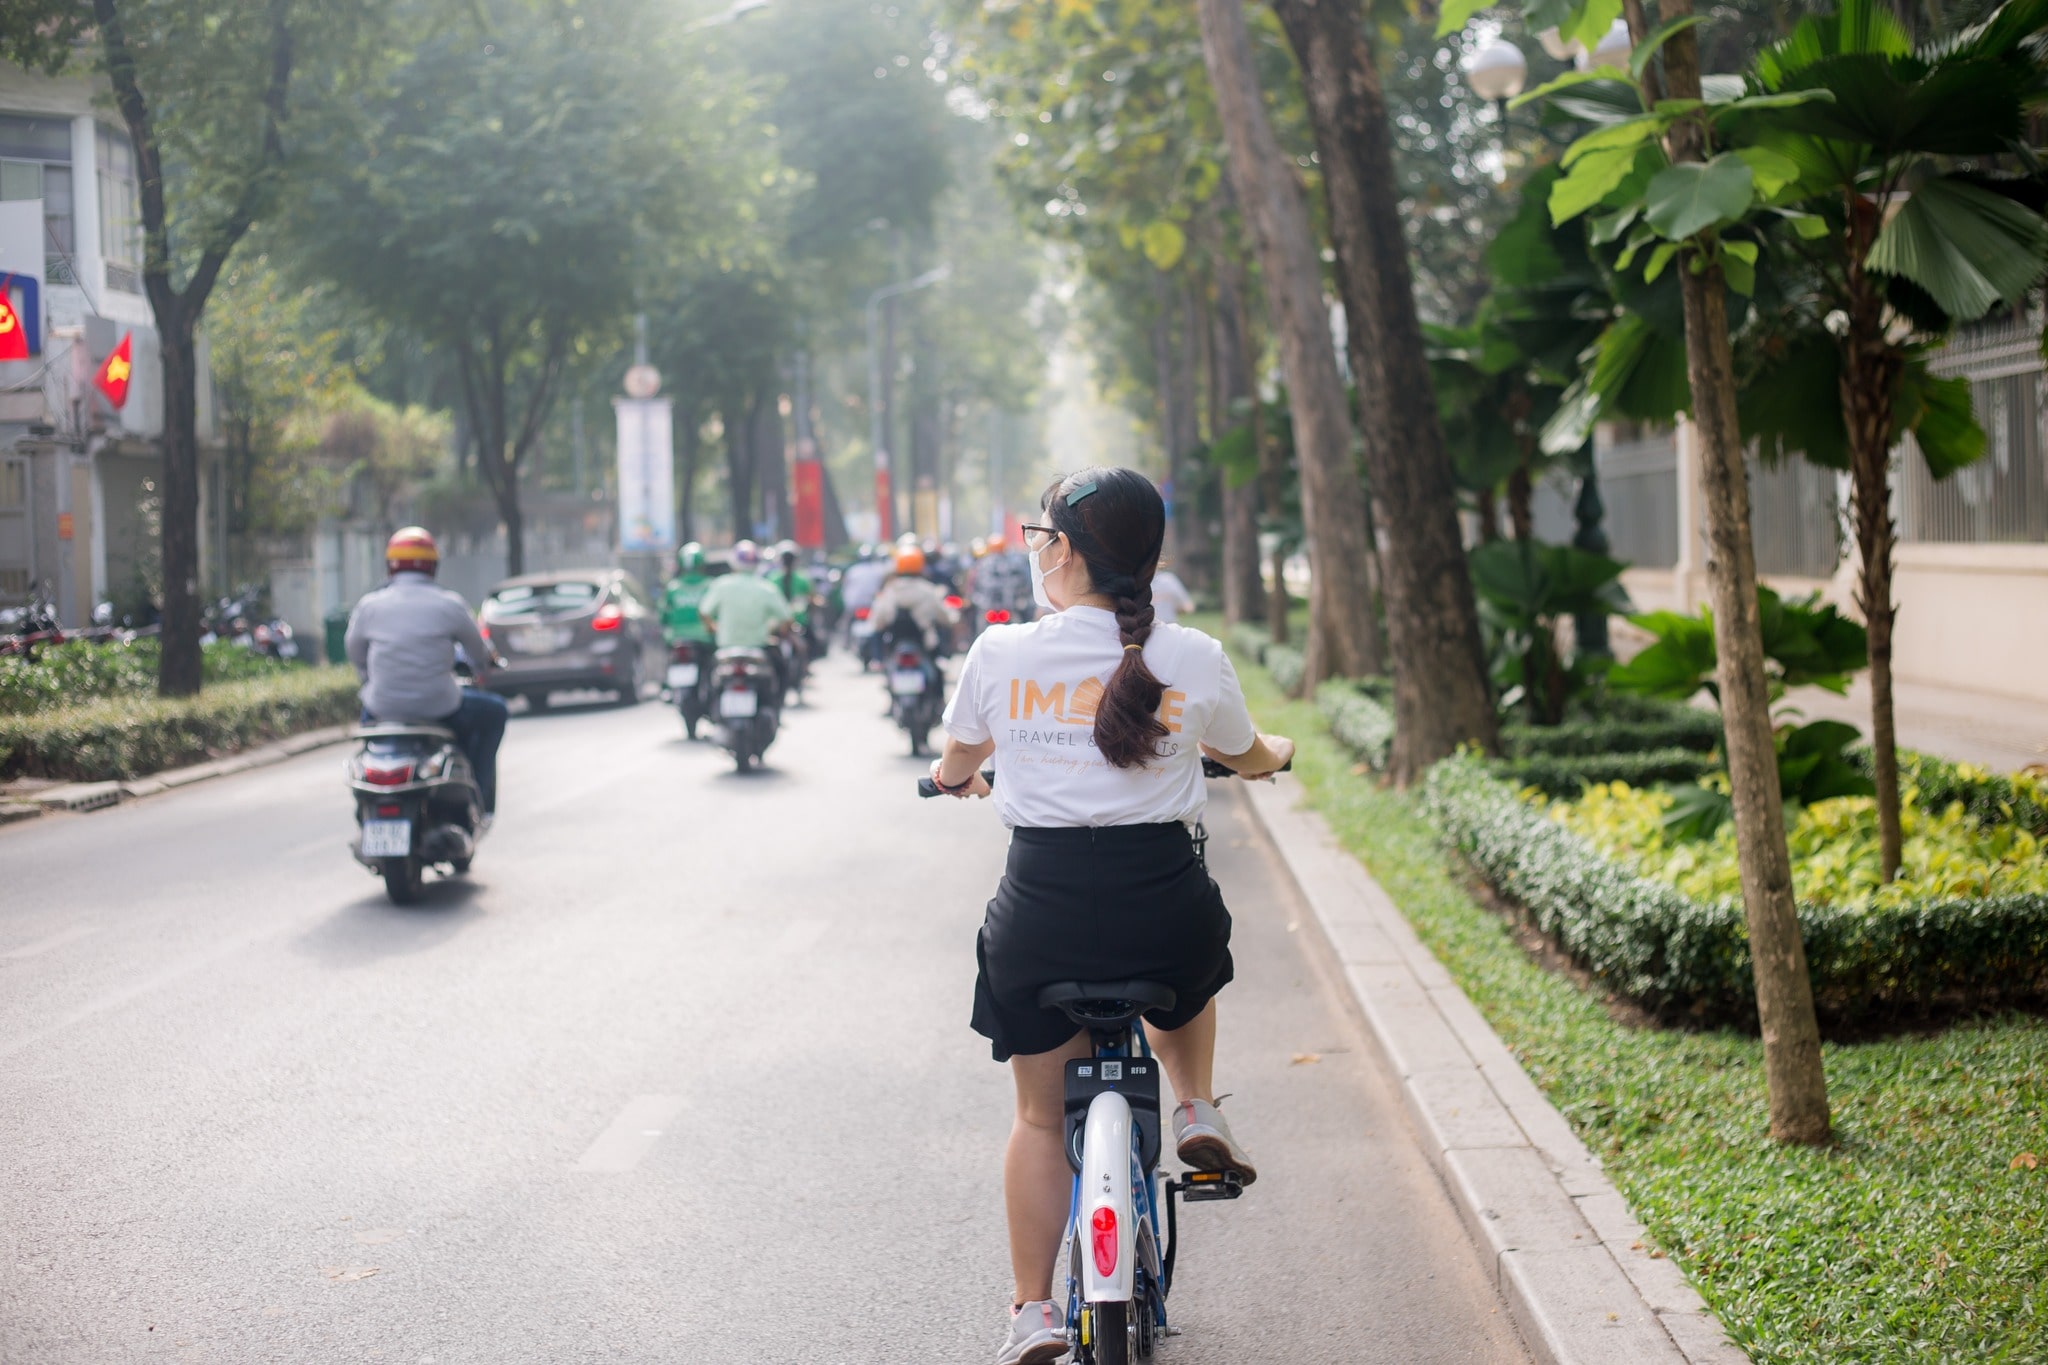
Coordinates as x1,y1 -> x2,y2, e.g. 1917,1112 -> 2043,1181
1894,363 -> 1986,480
1139,219 -> 1186,269
1551,142 -> 1660,225
1777,720 -> 1876,803
1643,154 -> 1756,239
1866,176 -> 2048,323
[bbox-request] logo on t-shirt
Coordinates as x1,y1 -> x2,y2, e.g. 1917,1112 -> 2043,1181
1008,676 -> 1187,732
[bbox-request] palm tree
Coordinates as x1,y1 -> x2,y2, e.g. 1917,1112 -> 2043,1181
1737,0 -> 2048,879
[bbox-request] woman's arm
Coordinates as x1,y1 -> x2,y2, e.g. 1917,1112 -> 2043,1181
1201,732 -> 1295,779
932,734 -> 996,797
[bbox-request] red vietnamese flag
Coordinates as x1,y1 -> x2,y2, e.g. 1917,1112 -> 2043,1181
0,292 -> 27,362
94,332 -> 133,408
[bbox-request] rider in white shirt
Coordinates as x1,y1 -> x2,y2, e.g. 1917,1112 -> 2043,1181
930,467 -> 1293,1365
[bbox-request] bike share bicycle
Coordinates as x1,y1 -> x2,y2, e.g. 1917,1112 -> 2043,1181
921,756 -> 1278,1363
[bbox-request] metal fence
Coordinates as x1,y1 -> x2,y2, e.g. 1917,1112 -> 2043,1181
1595,433 -> 1680,569
1750,455 -> 1842,579
1903,309 -> 2048,543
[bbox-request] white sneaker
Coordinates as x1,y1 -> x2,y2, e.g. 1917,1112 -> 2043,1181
995,1299 -> 1068,1365
1173,1097 -> 1258,1185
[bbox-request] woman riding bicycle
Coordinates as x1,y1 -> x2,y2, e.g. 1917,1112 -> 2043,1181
929,467 -> 1294,1365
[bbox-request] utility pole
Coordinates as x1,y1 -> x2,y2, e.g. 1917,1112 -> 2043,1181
864,265 -> 949,542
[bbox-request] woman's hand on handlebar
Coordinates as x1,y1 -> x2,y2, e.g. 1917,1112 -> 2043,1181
928,759 -> 991,798
1203,733 -> 1295,781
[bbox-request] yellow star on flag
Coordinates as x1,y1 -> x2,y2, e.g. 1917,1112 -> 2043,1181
106,354 -> 130,382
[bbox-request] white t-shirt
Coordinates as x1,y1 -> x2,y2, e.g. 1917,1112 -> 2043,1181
942,605 -> 1258,828
1150,570 -> 1195,625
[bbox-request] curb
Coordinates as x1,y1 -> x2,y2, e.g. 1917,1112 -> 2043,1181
1241,779 -> 1749,1365
7,725 -> 356,816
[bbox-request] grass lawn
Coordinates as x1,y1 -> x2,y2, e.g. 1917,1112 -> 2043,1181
1225,643 -> 2048,1363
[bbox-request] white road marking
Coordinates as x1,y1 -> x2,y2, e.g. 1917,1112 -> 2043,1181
572,1095 -> 686,1173
773,917 -> 830,956
0,927 -> 280,1062
2,925 -> 99,962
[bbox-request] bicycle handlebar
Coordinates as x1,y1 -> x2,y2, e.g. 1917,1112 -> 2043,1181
917,754 -> 1289,798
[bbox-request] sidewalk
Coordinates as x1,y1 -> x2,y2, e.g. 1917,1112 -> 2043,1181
1783,675 -> 2048,773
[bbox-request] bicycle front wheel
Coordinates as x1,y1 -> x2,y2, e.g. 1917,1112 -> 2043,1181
1090,1301 -> 1130,1365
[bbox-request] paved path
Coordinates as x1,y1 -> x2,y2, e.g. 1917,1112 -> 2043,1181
0,655 -> 1528,1365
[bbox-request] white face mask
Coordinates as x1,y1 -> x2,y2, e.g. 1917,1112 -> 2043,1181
1029,536 -> 1069,612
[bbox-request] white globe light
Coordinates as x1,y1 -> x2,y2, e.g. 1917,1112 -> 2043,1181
1537,27 -> 1583,61
1588,19 -> 1632,70
1465,38 -> 1528,103
623,363 -> 661,400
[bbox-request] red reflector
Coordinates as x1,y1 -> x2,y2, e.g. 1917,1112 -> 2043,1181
592,603 -> 625,631
944,594 -> 964,610
478,621 -> 491,641
896,652 -> 919,668
375,804 -> 401,817
1091,1206 -> 1118,1277
364,763 -> 414,787
985,609 -> 1010,624
853,607 -> 870,620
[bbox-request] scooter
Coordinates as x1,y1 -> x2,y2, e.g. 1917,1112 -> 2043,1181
0,581 -> 64,660
884,625 -> 945,757
346,716 -> 486,904
666,639 -> 715,739
710,646 -> 782,772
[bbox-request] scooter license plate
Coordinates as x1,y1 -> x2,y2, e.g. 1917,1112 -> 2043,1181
359,819 -> 412,858
666,663 -> 698,688
889,669 -> 927,695
720,688 -> 759,718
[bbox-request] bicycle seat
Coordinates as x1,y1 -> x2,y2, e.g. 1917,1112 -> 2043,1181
1037,980 -> 1179,1030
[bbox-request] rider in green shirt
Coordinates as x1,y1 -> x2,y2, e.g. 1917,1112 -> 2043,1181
661,543 -> 716,646
771,541 -> 815,628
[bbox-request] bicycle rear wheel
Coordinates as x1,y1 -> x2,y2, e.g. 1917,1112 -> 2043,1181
1090,1301 -> 1130,1365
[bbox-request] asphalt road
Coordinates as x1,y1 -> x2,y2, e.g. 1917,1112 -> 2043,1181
0,653 -> 1529,1365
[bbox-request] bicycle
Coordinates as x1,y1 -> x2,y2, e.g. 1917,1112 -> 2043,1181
920,756 -> 1276,1363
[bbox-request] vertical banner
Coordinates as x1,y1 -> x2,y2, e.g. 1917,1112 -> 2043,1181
614,397 -> 676,555
792,443 -> 825,550
875,463 -> 895,542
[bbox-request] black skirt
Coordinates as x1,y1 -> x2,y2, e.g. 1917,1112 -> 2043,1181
971,823 -> 1235,1063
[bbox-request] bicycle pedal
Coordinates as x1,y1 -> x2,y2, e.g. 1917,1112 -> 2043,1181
1176,1169 -> 1244,1201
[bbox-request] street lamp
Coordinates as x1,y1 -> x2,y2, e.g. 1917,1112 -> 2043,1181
1578,19 -> 1632,70
865,264 -> 950,541
1465,38 -> 1526,182
1536,27 -> 1584,61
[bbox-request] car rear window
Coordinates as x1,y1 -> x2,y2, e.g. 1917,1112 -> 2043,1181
488,581 -> 601,614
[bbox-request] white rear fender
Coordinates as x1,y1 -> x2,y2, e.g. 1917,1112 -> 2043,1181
1079,1090 -> 1136,1303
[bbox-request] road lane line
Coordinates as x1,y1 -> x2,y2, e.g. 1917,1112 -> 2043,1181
0,927 -> 280,1063
572,1095 -> 687,1173
1,925 -> 98,961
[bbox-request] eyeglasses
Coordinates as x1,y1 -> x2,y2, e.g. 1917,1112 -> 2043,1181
1019,523 -> 1060,550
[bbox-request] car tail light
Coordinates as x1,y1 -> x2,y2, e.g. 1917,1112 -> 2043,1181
364,762 -> 414,787
896,651 -> 920,669
478,620 -> 491,641
1090,1206 -> 1118,1277
944,594 -> 964,610
985,609 -> 1011,624
592,603 -> 625,631
375,804 -> 401,817
853,607 -> 870,620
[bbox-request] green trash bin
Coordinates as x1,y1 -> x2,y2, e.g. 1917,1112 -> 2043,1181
323,607 -> 350,666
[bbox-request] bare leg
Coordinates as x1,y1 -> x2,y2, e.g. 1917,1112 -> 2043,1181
1147,998 -> 1218,1106
1006,1031 -> 1093,1305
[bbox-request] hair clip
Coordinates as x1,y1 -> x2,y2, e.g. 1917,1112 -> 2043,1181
1064,480 -> 1099,507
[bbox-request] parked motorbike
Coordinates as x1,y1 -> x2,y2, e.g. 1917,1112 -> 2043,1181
202,583 -> 299,661
0,580 -> 64,659
346,715 -> 487,904
884,625 -> 945,756
710,646 -> 782,772
666,639 -> 715,739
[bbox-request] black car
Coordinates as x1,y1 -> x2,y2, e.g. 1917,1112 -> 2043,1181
480,569 -> 664,710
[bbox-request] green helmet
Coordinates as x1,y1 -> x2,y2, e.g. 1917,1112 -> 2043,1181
678,541 -> 706,573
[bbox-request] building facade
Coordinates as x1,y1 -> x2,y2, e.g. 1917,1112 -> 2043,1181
0,64 -> 221,628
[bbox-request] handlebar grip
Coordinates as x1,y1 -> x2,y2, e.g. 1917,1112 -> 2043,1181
918,768 -> 995,798
1201,756 -> 1294,779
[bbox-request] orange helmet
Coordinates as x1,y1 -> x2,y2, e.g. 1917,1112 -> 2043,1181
385,526 -> 439,574
986,534 -> 1008,554
894,544 -> 927,576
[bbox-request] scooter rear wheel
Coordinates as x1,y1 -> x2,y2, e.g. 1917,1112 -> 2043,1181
381,857 -> 424,904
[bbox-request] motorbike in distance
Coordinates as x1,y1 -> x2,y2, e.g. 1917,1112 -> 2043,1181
710,645 -> 782,771
666,638 -> 714,739
882,621 -> 945,756
345,663 -> 493,904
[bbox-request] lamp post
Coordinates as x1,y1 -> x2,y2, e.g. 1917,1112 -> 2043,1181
1464,37 -> 1528,145
864,264 -> 949,541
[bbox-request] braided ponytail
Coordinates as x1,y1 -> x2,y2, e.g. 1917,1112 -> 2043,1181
1042,467 -> 1172,769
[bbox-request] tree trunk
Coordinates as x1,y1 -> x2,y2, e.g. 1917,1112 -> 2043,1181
1195,0 -> 1376,688
677,408 -> 700,544
1176,275 -> 1209,590
461,344 -> 525,577
1841,195 -> 1905,883
753,387 -> 788,541
1212,258 -> 1263,626
722,394 -> 754,542
157,312 -> 204,695
1270,0 -> 1499,779
1659,5 -> 1831,1144
1476,486 -> 1501,542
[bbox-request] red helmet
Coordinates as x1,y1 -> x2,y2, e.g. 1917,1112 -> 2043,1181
385,526 -> 439,574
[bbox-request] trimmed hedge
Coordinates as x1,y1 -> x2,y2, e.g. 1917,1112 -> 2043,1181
1423,751 -> 2048,1023
1316,679 -> 1393,771
1867,748 -> 2048,837
1264,643 -> 1306,696
1500,705 -> 1723,759
1227,624 -> 1271,667
1497,747 -> 1721,797
0,667 -> 362,782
